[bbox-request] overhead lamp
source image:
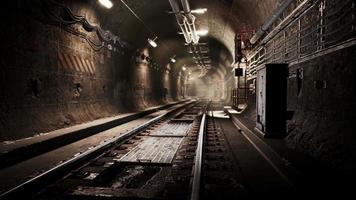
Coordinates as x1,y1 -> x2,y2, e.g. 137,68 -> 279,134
196,29 -> 209,36
170,55 -> 176,63
191,8 -> 208,14
147,37 -> 158,48
182,66 -> 187,71
98,0 -> 113,9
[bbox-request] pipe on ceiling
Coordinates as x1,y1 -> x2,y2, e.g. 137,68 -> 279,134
181,0 -> 191,13
186,14 -> 199,44
169,0 -> 192,43
250,0 -> 295,45
180,0 -> 199,44
168,0 -> 200,44
169,0 -> 210,77
168,0 -> 180,12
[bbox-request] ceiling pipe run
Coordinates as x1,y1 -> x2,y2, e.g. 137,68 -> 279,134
250,0 -> 295,45
186,14 -> 199,44
168,0 -> 192,43
180,0 -> 191,12
169,0 -> 210,77
181,0 -> 200,44
168,0 -> 200,44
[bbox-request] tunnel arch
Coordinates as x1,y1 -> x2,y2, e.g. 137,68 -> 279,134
0,0 -> 280,138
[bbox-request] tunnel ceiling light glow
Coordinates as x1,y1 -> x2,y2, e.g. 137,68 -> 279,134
191,8 -> 207,14
196,29 -> 209,36
182,66 -> 187,71
148,37 -> 158,48
98,0 -> 113,9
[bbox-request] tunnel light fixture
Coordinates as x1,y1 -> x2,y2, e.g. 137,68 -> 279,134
98,0 -> 113,9
182,66 -> 187,71
191,8 -> 208,14
196,29 -> 209,36
148,37 -> 158,48
170,55 -> 176,63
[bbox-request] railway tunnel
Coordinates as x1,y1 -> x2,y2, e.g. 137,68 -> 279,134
0,0 -> 355,199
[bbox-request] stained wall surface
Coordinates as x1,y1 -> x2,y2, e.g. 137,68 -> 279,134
286,46 -> 356,170
0,0 -> 181,141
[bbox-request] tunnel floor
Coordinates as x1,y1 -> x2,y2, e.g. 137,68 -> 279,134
0,100 -> 354,199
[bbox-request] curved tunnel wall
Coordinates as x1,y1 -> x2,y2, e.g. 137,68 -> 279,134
0,0 -> 183,141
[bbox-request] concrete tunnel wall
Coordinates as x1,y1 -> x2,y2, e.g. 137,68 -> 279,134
286,46 -> 356,170
228,46 -> 356,170
222,0 -> 356,170
0,0 -> 183,141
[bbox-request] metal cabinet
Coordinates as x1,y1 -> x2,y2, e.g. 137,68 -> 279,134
256,64 -> 288,138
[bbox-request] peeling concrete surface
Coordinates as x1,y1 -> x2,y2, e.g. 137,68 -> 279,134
286,45 -> 356,171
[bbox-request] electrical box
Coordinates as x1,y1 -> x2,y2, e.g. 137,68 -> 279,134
234,68 -> 243,77
256,64 -> 288,138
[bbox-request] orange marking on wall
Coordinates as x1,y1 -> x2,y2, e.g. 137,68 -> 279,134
73,55 -> 85,73
76,56 -> 86,73
79,58 -> 90,74
70,55 -> 81,72
85,59 -> 94,74
90,61 -> 96,73
69,54 -> 81,72
57,52 -> 66,72
63,53 -> 74,72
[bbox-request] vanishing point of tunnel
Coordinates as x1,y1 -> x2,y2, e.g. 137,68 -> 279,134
0,0 -> 356,199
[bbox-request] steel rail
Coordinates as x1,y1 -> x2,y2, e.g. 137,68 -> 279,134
229,116 -> 296,190
190,113 -> 206,200
0,101 -> 195,200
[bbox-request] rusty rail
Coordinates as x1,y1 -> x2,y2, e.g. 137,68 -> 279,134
190,113 -> 206,200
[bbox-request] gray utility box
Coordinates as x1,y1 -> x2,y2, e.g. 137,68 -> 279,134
256,64 -> 288,138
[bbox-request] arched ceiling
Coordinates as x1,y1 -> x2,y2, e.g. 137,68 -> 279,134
93,0 -> 280,80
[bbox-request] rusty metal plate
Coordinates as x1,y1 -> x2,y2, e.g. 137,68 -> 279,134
149,123 -> 191,137
118,137 -> 183,164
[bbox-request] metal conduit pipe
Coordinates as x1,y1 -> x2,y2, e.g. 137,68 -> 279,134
186,14 -> 199,44
180,0 -> 199,44
250,0 -> 295,44
181,16 -> 193,43
168,0 -> 180,14
181,0 -> 191,13
169,0 -> 193,43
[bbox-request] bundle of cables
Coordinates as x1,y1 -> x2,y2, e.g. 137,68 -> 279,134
39,0 -> 128,51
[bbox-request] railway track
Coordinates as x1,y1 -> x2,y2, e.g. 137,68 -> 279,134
201,110 -> 247,199
1,100 -> 297,200
0,100 -> 209,200
205,102 -> 296,198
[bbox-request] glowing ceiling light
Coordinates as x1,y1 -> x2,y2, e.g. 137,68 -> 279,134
196,29 -> 209,36
170,55 -> 177,63
98,0 -> 113,9
147,37 -> 158,48
182,66 -> 187,71
191,8 -> 208,14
